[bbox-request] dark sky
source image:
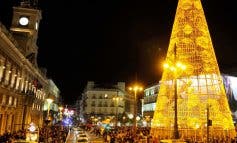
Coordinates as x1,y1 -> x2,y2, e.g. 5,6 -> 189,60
1,0 -> 237,105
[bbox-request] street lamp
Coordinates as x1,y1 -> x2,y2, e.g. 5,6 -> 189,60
46,98 -> 53,121
45,98 -> 53,143
206,104 -> 212,143
129,85 -> 143,134
123,116 -> 126,126
59,106 -> 63,121
163,54 -> 186,139
195,123 -> 200,141
113,96 -> 121,127
145,116 -> 151,127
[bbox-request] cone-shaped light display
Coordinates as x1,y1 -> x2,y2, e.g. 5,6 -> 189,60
150,0 -> 236,141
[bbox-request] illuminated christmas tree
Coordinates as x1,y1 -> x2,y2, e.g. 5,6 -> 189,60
150,0 -> 236,141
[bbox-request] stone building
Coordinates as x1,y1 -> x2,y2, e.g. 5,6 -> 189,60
79,81 -> 132,126
0,1 -> 58,134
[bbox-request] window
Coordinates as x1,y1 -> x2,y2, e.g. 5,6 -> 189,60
92,94 -> 96,99
104,94 -> 108,99
110,109 -> 114,114
103,109 -> 107,114
14,98 -> 17,107
151,89 -> 154,95
98,101 -> 102,107
98,108 -> 101,113
2,94 -> 6,105
8,96 -> 13,106
104,101 -> 108,107
91,101 -> 95,107
99,94 -> 103,99
146,91 -> 149,96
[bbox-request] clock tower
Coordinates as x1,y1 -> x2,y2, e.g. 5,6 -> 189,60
10,0 -> 41,67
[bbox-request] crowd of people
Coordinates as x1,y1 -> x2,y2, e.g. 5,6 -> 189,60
0,130 -> 26,143
103,126 -> 151,143
1,124 -> 237,143
38,125 -> 68,143
83,125 -> 151,143
82,124 -> 237,143
0,125 -> 68,143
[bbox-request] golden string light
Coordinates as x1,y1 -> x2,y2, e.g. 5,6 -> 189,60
150,0 -> 236,141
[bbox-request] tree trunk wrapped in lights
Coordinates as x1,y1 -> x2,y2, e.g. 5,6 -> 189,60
150,0 -> 236,141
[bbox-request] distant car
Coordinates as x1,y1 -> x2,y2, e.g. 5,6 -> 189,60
73,127 -> 83,131
14,140 -> 31,143
160,139 -> 187,143
73,127 -> 85,134
14,141 -> 30,143
77,138 -> 89,143
75,130 -> 85,135
77,134 -> 88,140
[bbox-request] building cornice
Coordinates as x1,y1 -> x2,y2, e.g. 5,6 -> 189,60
0,25 -> 48,85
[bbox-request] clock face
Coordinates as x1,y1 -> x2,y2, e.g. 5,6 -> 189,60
19,17 -> 29,26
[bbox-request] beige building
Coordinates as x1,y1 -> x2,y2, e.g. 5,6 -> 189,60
80,81 -> 131,125
0,2 -> 58,134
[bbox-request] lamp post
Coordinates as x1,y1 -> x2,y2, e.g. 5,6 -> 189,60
173,69 -> 179,139
113,96 -> 121,128
45,98 -> 53,143
59,106 -> 63,120
58,106 -> 63,124
145,116 -> 151,127
206,104 -> 211,143
163,46 -> 186,139
195,123 -> 200,142
123,116 -> 126,126
46,98 -> 53,121
129,85 -> 143,135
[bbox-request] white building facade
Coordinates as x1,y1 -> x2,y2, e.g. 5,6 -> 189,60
80,81 -> 127,125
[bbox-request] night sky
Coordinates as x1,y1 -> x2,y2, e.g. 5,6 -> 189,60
1,0 -> 237,105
